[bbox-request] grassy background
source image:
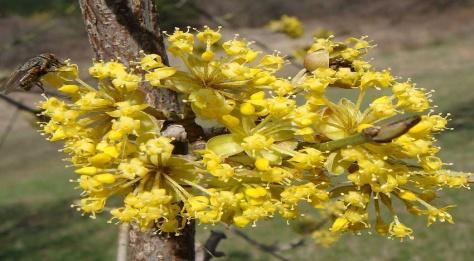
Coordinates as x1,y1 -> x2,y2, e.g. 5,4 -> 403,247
0,1 -> 473,260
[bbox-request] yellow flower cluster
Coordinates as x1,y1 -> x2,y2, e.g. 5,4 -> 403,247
37,27 -> 469,245
39,58 -> 201,231
266,15 -> 305,38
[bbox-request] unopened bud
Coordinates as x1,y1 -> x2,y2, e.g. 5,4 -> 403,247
304,50 -> 329,72
364,115 -> 422,143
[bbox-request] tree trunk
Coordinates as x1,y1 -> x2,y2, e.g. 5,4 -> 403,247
78,0 -> 195,260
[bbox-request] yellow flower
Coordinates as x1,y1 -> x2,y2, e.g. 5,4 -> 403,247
259,54 -> 285,71
145,67 -> 177,86
118,158 -> 149,179
245,187 -> 268,199
222,39 -> 248,56
360,70 -> 394,89
255,157 -> 270,171
188,89 -> 235,119
88,62 -> 108,79
107,101 -> 148,118
167,29 -> 194,55
369,96 -> 396,118
79,197 -> 106,216
186,196 -> 209,213
197,26 -> 221,44
389,217 -> 414,241
140,137 -> 173,165
289,148 -> 325,170
242,134 -> 274,153
111,116 -> 140,136
75,92 -> 112,110
312,230 -> 340,248
140,54 -> 164,70
267,15 -> 304,38
112,73 -> 141,91
233,216 -> 251,227
331,217 -> 349,232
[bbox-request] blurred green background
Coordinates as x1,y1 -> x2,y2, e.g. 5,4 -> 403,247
0,0 -> 473,260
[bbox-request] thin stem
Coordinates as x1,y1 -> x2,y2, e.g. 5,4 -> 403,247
271,144 -> 297,156
0,93 -> 41,115
0,104 -> 20,150
163,173 -> 191,198
181,179 -> 212,195
75,77 -> 98,92
312,133 -> 369,152
226,226 -> 290,261
356,88 -> 367,110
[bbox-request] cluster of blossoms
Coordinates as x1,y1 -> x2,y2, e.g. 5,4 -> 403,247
266,15 -> 304,38
38,27 -> 469,244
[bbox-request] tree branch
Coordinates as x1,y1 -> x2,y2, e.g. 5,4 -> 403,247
78,1 -> 198,260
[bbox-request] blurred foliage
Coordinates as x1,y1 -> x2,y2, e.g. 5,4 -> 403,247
0,0 -> 74,16
155,0 -> 199,30
0,0 -> 199,31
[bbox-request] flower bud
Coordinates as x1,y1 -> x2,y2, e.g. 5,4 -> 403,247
94,173 -> 116,184
304,50 -> 329,72
90,153 -> 112,166
331,217 -> 349,232
75,166 -> 98,175
366,115 -> 421,143
58,84 -> 79,94
233,216 -> 251,227
255,157 -> 270,171
398,190 -> 418,201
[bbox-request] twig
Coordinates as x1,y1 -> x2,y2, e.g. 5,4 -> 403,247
266,238 -> 305,252
0,93 -> 41,116
23,88 -> 64,97
0,104 -> 21,150
116,223 -> 130,261
228,227 -> 294,261
196,230 -> 227,261
223,218 -> 331,259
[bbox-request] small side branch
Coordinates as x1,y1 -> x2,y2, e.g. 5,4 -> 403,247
227,227 -> 305,261
196,230 -> 227,261
0,93 -> 41,116
0,104 -> 21,150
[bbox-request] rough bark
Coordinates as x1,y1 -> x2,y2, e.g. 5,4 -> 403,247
129,221 -> 195,261
79,0 -> 168,64
78,0 -> 195,260
79,0 -> 184,121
